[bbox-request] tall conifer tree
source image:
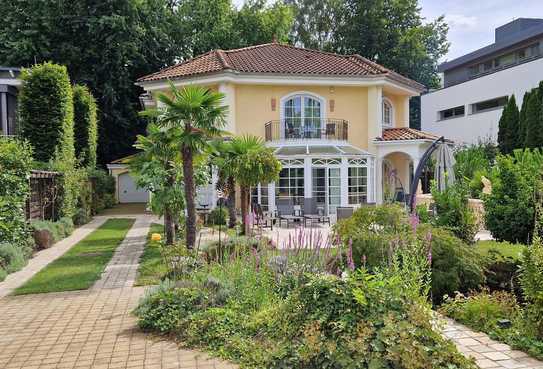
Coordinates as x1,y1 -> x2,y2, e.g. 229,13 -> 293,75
498,95 -> 519,154
524,89 -> 543,149
518,90 -> 531,149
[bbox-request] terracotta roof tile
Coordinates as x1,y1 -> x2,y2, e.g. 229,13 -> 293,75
378,128 -> 443,142
137,43 -> 424,91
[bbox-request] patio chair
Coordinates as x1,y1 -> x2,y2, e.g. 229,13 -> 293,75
303,198 -> 330,227
254,204 -> 275,230
336,206 -> 354,221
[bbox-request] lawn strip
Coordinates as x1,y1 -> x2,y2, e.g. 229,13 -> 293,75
14,218 -> 135,294
134,223 -> 166,286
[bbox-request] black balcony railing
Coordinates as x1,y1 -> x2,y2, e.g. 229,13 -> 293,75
264,119 -> 348,142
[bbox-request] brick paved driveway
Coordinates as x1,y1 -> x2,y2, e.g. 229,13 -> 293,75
0,216 -> 237,369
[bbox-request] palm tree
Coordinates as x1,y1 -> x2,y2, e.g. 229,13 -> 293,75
209,139 -> 237,228
229,135 -> 281,235
142,83 -> 227,248
130,124 -> 184,245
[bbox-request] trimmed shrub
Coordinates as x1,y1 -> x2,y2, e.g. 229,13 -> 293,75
207,206 -> 228,226
73,85 -> 98,168
0,137 -> 33,246
0,242 -> 27,274
418,224 -> 485,303
31,217 -> 74,245
19,62 -> 74,163
484,150 -> 543,244
432,182 -> 478,244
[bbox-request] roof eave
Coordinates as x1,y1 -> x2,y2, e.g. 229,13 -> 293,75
136,71 -> 422,95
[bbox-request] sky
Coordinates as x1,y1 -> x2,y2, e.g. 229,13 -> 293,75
232,0 -> 543,62
420,0 -> 543,62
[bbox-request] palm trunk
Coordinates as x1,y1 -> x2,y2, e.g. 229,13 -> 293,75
227,176 -> 236,229
164,166 -> 177,245
240,185 -> 250,235
182,143 -> 197,249
164,207 -> 175,245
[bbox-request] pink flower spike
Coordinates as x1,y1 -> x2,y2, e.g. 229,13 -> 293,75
409,213 -> 419,234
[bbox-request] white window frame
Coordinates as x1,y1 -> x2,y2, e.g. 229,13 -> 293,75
382,97 -> 394,128
280,92 -> 326,139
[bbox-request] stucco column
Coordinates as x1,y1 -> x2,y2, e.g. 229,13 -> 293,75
304,157 -> 312,199
375,157 -> 383,204
340,157 -> 349,207
268,182 -> 276,214
403,96 -> 410,127
218,82 -> 236,134
366,86 -> 383,154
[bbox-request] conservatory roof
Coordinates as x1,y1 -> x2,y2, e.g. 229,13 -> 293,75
271,143 -> 372,157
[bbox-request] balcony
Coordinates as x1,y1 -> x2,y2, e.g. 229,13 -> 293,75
264,119 -> 348,142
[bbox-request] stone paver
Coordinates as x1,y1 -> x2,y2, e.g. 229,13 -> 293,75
443,317 -> 543,369
92,217 -> 149,290
0,215 -> 237,369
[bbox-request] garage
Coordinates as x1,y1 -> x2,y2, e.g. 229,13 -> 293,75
117,172 -> 149,203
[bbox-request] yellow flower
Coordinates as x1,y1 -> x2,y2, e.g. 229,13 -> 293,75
151,233 -> 162,241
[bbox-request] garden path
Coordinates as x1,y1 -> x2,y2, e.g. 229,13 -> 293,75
443,317 -> 543,369
0,214 -> 237,369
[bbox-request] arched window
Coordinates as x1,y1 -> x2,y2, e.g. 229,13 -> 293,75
282,93 -> 323,139
382,98 -> 393,128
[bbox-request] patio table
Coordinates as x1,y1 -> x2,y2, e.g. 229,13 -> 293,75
279,214 -> 303,228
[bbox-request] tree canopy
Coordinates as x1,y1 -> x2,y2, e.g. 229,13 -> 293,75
1,0 -> 448,158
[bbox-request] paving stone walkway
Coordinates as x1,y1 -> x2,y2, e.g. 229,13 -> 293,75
0,215 -> 237,369
443,317 -> 543,368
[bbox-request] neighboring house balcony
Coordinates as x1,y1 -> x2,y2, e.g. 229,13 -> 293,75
264,118 -> 348,142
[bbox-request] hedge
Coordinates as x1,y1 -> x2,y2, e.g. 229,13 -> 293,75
73,84 -> 98,169
0,137 -> 34,281
0,137 -> 33,245
19,62 -> 74,163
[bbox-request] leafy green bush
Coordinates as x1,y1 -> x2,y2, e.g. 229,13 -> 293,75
432,182 -> 478,244
0,242 -> 27,277
207,206 -> 228,226
440,290 -> 520,332
419,224 -> 485,303
18,62 -> 74,163
476,241 -> 523,297
135,249 -> 476,368
520,236 -> 543,339
0,137 -> 33,246
89,169 -> 116,214
31,217 -> 74,243
454,141 -> 497,198
73,84 -> 98,169
485,150 -> 543,244
334,205 -> 484,303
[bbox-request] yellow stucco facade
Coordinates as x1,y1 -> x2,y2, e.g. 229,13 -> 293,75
150,82 -> 411,152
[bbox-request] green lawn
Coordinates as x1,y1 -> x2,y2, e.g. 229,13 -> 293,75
15,218 -> 135,295
135,223 -> 166,286
475,240 -> 526,261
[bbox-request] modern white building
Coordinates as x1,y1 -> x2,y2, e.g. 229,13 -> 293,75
422,18 -> 543,145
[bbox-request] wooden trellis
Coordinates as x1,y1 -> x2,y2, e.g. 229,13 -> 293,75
26,170 -> 62,221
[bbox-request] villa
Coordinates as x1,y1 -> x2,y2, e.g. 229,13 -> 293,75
132,42 -> 443,215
